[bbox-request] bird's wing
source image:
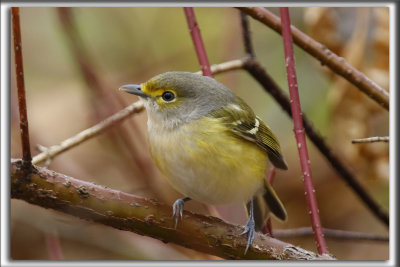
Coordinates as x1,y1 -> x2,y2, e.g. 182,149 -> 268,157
208,97 -> 288,170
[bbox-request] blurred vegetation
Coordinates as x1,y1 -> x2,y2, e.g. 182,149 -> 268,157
10,7 -> 389,260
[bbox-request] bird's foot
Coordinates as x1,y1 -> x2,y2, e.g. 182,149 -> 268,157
172,197 -> 190,228
240,215 -> 255,254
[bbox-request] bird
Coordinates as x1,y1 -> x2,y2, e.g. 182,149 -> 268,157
120,71 -> 288,253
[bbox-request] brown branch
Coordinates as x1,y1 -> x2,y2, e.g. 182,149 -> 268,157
243,58 -> 389,227
237,7 -> 389,110
10,159 -> 335,260
274,227 -> 388,242
184,7 -> 213,77
12,7 -> 32,165
32,101 -> 144,165
280,7 -> 328,255
240,12 -> 255,58
352,136 -> 389,144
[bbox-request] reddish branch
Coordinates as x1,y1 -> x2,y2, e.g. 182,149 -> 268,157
183,7 -> 213,77
10,159 -> 335,260
280,7 -> 328,255
12,7 -> 32,165
237,7 -> 389,110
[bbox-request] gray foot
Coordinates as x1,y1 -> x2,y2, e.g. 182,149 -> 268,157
172,197 -> 190,228
240,199 -> 255,254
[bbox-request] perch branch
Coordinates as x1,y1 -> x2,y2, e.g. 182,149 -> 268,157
243,58 -> 389,227
10,159 -> 335,260
184,7 -> 213,77
274,227 -> 388,242
280,7 -> 328,255
237,7 -> 389,110
352,136 -> 389,144
32,101 -> 144,165
12,7 -> 32,165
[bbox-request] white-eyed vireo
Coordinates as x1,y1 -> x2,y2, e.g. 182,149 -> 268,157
120,72 -> 288,253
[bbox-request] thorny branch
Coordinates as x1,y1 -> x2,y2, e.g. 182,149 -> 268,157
237,7 -> 389,110
280,7 -> 328,255
10,159 -> 335,260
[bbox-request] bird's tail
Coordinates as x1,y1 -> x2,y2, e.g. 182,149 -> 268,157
245,180 -> 287,231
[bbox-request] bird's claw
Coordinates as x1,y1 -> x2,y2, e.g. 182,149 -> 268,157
240,217 -> 255,254
172,198 -> 185,228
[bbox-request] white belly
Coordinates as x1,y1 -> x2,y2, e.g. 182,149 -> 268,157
148,117 -> 268,205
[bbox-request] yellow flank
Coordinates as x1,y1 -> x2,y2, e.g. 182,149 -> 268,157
149,116 -> 269,205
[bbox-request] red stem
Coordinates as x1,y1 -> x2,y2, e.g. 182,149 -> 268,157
45,231 -> 64,260
183,7 -> 213,77
279,7 -> 328,255
12,7 -> 32,164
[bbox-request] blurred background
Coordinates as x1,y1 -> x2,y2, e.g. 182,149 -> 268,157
10,7 -> 389,260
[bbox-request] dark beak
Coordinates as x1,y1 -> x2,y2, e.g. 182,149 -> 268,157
119,84 -> 149,98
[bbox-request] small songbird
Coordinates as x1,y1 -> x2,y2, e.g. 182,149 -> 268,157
120,72 -> 288,253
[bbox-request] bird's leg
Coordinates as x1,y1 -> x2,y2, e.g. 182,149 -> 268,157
172,197 -> 191,228
240,198 -> 255,254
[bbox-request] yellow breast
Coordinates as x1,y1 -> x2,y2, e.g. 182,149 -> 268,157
148,116 -> 269,205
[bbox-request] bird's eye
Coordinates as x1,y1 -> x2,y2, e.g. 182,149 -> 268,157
161,91 -> 175,102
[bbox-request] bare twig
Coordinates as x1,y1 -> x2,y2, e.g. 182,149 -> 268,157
237,7 -> 389,110
280,7 -> 328,255
32,101 -> 144,165
274,227 -> 388,242
183,7 -> 213,77
10,159 -> 335,260
12,7 -> 32,165
243,58 -> 389,227
195,58 -> 245,75
240,12 -> 255,58
352,136 -> 389,144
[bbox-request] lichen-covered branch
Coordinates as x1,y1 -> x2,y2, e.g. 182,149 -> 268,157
11,159 -> 335,260
237,7 -> 389,110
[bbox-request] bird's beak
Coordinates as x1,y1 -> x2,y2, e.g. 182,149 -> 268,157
119,84 -> 149,98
